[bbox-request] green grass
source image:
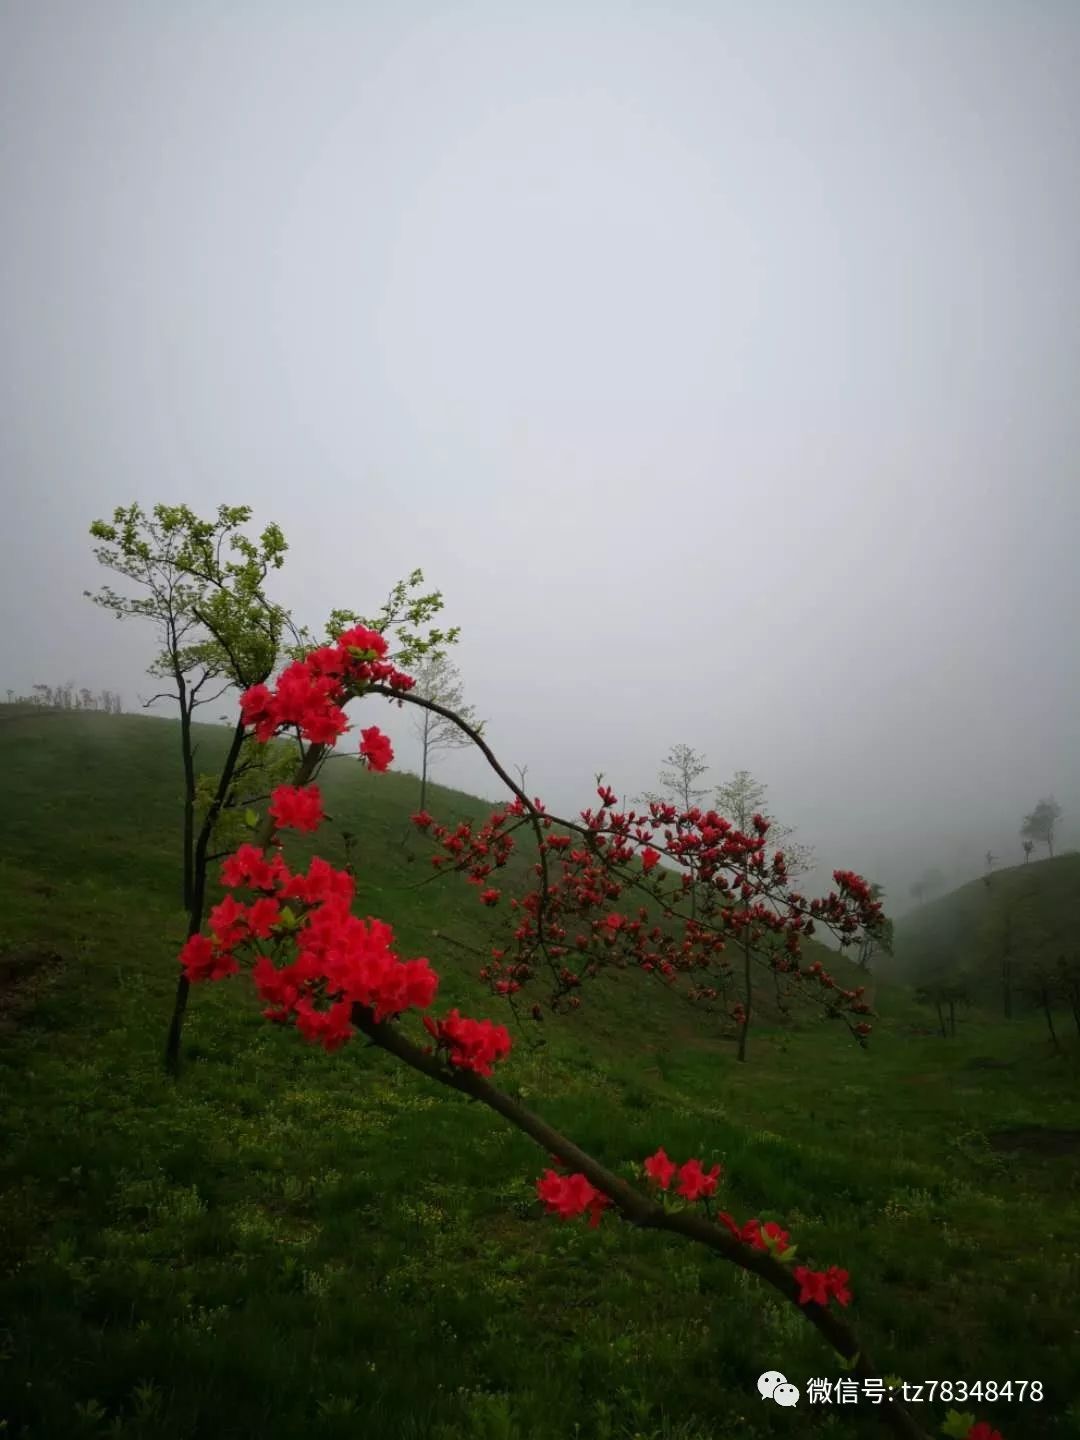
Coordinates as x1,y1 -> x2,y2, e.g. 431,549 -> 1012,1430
1,705 -> 1078,1440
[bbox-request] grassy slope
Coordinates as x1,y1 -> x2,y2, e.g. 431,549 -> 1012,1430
0,706 -> 1078,1440
889,856 -> 1080,999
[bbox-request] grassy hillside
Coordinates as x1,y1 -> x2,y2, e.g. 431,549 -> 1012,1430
1,706 -> 1078,1440
889,856 -> 1080,1003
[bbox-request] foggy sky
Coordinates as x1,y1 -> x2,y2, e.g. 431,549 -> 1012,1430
2,1 -> 1079,908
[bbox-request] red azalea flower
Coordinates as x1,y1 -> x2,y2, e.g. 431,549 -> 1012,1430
792,1266 -> 831,1306
676,1158 -> 722,1202
359,726 -> 394,772
643,1147 -> 677,1190
269,784 -> 325,833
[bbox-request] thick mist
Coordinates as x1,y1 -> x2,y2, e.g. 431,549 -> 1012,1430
2,2 -> 1078,909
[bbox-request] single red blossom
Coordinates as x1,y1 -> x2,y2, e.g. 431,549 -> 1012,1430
536,1170 -> 610,1228
208,893 -> 248,947
967,1425 -> 1004,1440
179,933 -> 237,983
676,1158 -> 722,1202
269,784 -> 325,833
640,847 -> 661,873
359,725 -> 394,772
220,842 -> 281,891
643,1147 -> 677,1190
411,811 -> 434,829
480,888 -> 501,906
823,1265 -> 852,1306
793,1266 -> 830,1306
246,896 -> 282,939
336,623 -> 389,659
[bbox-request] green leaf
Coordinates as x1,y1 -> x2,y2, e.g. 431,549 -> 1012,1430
837,1351 -> 860,1373
244,808 -> 259,829
278,905 -> 298,930
778,1245 -> 797,1262
941,1411 -> 976,1438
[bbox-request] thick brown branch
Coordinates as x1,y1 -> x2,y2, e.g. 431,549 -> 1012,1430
350,1005 -> 929,1440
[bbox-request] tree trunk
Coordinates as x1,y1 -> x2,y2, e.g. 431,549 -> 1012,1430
737,935 -> 752,1062
165,716 -> 250,1076
419,713 -> 430,812
935,999 -> 946,1038
1042,990 -> 1060,1052
948,998 -> 956,1037
179,685 -> 195,911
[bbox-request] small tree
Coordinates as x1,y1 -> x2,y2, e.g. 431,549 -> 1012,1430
713,768 -> 815,879
856,884 -> 891,970
1055,954 -> 1080,1039
87,502 -> 297,1072
1022,838 -> 1034,864
1021,961 -> 1061,1052
410,653 -> 480,811
915,977 -> 968,1038
1021,796 -> 1062,858
908,866 -> 944,905
639,743 -> 710,813
982,850 -> 997,889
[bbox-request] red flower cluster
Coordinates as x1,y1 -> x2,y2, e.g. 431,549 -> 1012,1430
268,784 -> 325,832
967,1425 -> 1004,1440
643,1147 -> 723,1200
359,725 -> 394,772
536,1168 -> 610,1227
411,783 -> 885,1031
636,1149 -> 851,1309
422,1009 -> 512,1076
178,784 -> 512,1075
239,623 -> 413,748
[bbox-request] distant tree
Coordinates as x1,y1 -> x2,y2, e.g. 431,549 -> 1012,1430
410,654 -> 480,812
636,745 -> 711,918
4,689 -> 11,704
908,866 -> 945,905
1055,955 -> 1080,1040
999,906 -> 1015,1020
982,850 -> 997,889
1020,961 -> 1062,1053
1021,796 -> 1062,858
856,884 -> 891,970
915,977 -> 968,1038
712,768 -> 815,879
639,743 -> 710,813
1021,838 -> 1034,864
